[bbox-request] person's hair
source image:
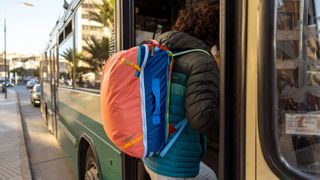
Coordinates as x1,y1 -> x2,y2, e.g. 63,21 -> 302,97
173,0 -> 219,47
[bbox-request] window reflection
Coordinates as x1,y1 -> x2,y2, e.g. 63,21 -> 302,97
276,0 -> 320,177
74,0 -> 115,90
59,36 -> 74,87
42,53 -> 49,83
134,1 -> 186,45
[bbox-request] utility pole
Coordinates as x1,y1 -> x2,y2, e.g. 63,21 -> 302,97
4,18 -> 7,99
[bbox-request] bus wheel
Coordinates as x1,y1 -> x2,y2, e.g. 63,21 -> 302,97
85,147 -> 100,180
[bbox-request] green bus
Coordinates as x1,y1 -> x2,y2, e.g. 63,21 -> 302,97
40,0 -> 320,179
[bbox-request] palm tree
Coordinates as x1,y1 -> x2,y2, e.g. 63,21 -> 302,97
61,48 -> 74,63
10,67 -> 25,77
61,48 -> 89,64
88,0 -> 114,28
78,0 -> 113,73
82,35 -> 109,72
60,49 -> 73,81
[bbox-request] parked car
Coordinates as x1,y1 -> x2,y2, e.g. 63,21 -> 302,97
26,79 -> 37,89
2,80 -> 14,87
30,84 -> 41,107
0,83 -> 4,93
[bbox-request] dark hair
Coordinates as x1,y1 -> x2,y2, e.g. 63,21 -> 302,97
173,1 -> 219,47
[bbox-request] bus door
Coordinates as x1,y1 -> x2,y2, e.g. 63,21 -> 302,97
40,55 -> 46,118
46,48 -> 54,133
258,0 -> 320,179
118,0 -> 260,179
51,46 -> 59,136
49,45 -> 59,136
117,0 -> 320,179
225,0 -> 320,179
118,0 -> 221,179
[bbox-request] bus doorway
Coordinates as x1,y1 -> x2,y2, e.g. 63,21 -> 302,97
48,45 -> 59,136
51,45 -> 59,136
119,0 -> 220,179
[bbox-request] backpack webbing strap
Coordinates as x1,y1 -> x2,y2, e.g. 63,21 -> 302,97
172,49 -> 211,57
151,78 -> 161,124
159,119 -> 188,157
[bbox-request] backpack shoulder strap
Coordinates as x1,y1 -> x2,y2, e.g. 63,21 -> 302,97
159,119 -> 188,157
172,49 -> 211,57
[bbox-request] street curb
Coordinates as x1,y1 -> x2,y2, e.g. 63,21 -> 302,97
15,92 -> 33,180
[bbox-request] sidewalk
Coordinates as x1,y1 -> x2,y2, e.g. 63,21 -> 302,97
0,89 -> 32,180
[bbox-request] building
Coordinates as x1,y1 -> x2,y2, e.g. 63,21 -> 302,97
0,52 -> 41,82
74,0 -> 106,52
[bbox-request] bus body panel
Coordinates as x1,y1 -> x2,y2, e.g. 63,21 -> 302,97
43,81 -> 54,131
246,0 -> 279,179
245,0 -> 258,178
57,87 -> 122,179
245,0 -> 279,179
256,135 -> 279,179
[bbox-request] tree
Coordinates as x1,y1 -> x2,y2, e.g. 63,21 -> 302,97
61,48 -> 78,80
10,67 -> 39,80
82,35 -> 109,72
61,48 -> 74,63
88,0 -> 114,27
10,67 -> 25,76
82,0 -> 114,68
32,67 -> 39,77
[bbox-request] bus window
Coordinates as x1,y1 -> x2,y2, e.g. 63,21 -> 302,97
42,52 -> 49,83
275,0 -> 320,177
74,0 -> 115,90
59,30 -> 74,87
134,0 -> 186,45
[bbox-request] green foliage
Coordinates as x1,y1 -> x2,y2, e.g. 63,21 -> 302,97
10,67 -> 39,78
76,66 -> 91,74
10,67 -> 25,76
33,67 -> 39,77
61,48 -> 74,63
82,35 -> 109,72
63,0 -> 114,76
88,0 -> 114,27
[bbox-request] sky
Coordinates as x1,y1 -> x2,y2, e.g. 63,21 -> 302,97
0,0 -> 67,55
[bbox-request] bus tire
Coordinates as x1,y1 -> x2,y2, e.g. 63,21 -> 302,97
85,147 -> 100,180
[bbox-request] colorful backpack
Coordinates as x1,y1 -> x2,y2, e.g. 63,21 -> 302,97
100,41 -> 210,158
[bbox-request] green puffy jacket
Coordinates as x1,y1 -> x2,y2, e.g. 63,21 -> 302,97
143,31 -> 220,177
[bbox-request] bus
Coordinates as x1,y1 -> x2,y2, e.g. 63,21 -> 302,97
40,0 -> 320,179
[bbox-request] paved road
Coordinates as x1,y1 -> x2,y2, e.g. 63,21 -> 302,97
15,85 -> 76,180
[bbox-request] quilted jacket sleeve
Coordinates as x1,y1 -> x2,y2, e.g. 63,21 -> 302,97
184,53 -> 220,140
